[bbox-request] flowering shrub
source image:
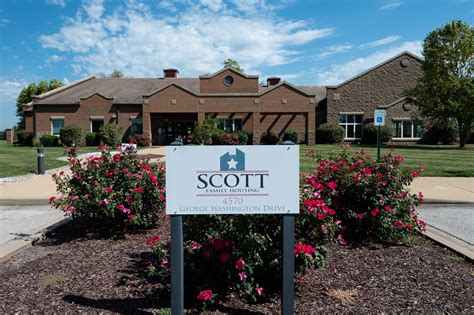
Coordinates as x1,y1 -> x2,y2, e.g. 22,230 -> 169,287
50,145 -> 166,229
303,148 -> 425,243
219,133 -> 240,145
128,133 -> 150,146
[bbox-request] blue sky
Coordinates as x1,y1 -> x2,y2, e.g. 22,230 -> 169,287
0,0 -> 472,129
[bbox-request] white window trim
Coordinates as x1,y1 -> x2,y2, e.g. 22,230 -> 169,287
50,118 -> 64,136
217,117 -> 243,133
90,117 -> 104,133
339,113 -> 363,140
392,120 -> 421,140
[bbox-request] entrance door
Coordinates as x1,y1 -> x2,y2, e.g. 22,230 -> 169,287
164,121 -> 194,144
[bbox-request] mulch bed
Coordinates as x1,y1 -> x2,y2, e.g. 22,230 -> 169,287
0,219 -> 472,314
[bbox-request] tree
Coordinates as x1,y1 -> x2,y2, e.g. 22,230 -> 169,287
223,59 -> 244,73
16,79 -> 64,129
407,20 -> 474,148
100,70 -> 125,78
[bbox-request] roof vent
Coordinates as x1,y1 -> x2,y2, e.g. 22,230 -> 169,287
164,68 -> 179,78
267,77 -> 281,86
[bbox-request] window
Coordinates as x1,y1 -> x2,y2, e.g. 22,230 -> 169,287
392,120 -> 421,139
51,118 -> 64,136
90,118 -> 104,133
218,118 -> 242,132
339,114 -> 363,139
223,76 -> 234,86
130,118 -> 143,135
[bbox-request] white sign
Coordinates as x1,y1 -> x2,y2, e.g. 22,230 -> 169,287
374,109 -> 386,126
166,145 -> 299,215
121,143 -> 137,152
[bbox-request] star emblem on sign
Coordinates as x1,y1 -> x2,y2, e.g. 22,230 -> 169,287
227,158 -> 238,169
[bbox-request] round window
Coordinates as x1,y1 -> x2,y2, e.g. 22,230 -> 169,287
223,75 -> 234,86
400,57 -> 411,67
403,102 -> 413,111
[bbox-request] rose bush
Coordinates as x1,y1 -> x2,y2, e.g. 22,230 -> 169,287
50,145 -> 166,229
303,148 -> 426,243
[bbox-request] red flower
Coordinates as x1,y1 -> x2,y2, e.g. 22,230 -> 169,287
357,213 -> 365,219
255,286 -> 264,296
418,192 -> 424,204
49,196 -> 56,204
294,242 -> 316,257
412,171 -> 419,177
128,214 -> 135,219
146,235 -> 161,245
104,187 -> 113,192
219,252 -> 230,264
235,257 -> 245,270
327,181 -> 337,192
306,150 -> 314,156
134,187 -> 143,193
406,222 -> 412,229
385,205 -> 391,212
197,289 -> 213,301
371,208 -> 380,217
316,212 -> 325,221
394,220 -> 404,229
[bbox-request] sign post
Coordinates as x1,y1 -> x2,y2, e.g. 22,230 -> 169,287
374,110 -> 386,160
166,145 -> 299,315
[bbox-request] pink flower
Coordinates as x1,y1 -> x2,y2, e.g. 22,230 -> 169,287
306,150 -> 314,156
104,187 -> 113,192
255,286 -> 264,296
320,225 -> 327,233
371,208 -> 380,217
235,257 -> 245,270
202,249 -> 212,260
100,199 -> 109,205
238,272 -> 247,281
117,204 -> 131,214
363,168 -> 372,175
419,192 -> 424,204
191,242 -> 202,250
197,290 -> 213,301
219,252 -> 230,264
149,174 -> 158,186
146,235 -> 161,245
357,213 -> 365,219
418,166 -> 425,172
213,239 -> 224,251
122,168 -> 129,174
160,258 -> 168,266
385,205 -> 392,212
337,234 -> 347,246
394,220 -> 404,229
327,181 -> 337,192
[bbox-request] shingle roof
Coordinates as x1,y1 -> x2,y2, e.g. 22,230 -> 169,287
34,77 -> 200,105
296,86 -> 327,102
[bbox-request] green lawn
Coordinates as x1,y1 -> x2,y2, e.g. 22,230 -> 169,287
0,142 -> 100,178
300,144 -> 474,177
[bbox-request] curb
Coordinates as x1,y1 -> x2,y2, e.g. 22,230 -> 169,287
0,216 -> 70,262
424,198 -> 474,205
0,199 -> 50,206
422,224 -> 474,261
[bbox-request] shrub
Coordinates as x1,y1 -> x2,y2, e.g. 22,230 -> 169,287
50,146 -> 166,229
16,130 -> 34,146
211,129 -> 225,145
260,132 -> 279,144
361,123 -> 392,144
283,129 -> 299,143
424,119 -> 458,144
304,149 -> 426,243
237,131 -> 249,145
220,133 -> 239,145
99,124 -> 123,146
316,123 -> 344,144
192,118 -> 220,145
0,130 -> 5,140
129,133 -> 150,146
39,134 -> 59,147
60,125 -> 83,146
86,132 -> 99,146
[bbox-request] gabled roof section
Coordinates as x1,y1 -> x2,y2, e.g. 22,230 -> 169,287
33,76 -> 96,101
259,81 -> 316,97
80,93 -> 114,101
143,83 -> 198,97
378,96 -> 409,109
327,51 -> 423,89
199,67 -> 258,79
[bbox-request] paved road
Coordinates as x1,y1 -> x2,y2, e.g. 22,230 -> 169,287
418,204 -> 474,245
0,206 -> 64,245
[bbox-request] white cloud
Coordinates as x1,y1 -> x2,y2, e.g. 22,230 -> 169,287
360,35 -> 400,48
314,44 -> 352,60
315,41 -> 422,85
0,18 -> 10,27
200,0 -> 225,11
39,1 -> 333,77
378,1 -> 402,10
0,79 -> 26,129
45,0 -> 66,7
49,54 -> 62,62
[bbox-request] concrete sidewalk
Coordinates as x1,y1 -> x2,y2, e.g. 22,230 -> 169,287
410,177 -> 474,203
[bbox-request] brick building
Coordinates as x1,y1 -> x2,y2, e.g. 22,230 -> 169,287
23,51 -> 424,145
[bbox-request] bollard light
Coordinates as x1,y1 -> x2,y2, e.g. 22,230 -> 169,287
37,148 -> 45,175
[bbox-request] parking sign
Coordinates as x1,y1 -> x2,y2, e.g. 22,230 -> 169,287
374,110 -> 386,126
